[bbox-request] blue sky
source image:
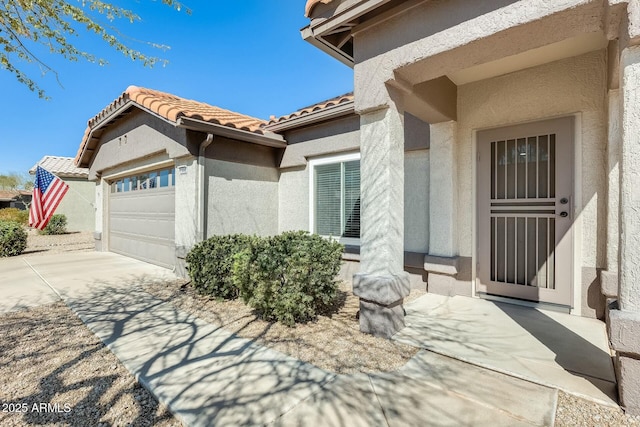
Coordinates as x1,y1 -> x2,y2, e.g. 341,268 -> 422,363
0,1 -> 353,176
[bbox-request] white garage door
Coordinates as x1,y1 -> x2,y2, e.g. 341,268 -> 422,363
108,167 -> 175,268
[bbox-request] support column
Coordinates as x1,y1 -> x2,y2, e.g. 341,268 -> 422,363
353,97 -> 410,338
424,121 -> 461,296
609,43 -> 640,415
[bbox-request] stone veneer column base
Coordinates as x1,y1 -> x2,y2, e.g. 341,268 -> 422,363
608,309 -> 640,415
353,272 -> 410,338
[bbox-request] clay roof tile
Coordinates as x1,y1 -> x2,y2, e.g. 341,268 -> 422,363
75,86 -> 266,165
266,92 -> 354,126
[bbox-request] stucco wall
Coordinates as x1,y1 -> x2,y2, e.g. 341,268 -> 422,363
88,109 -> 192,180
405,150 -> 430,253
352,0 -> 604,112
56,178 -> 95,231
280,115 -> 360,168
279,167 -> 309,233
278,112 -> 431,252
206,159 -> 279,237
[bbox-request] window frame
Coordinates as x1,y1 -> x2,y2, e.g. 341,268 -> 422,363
308,152 -> 361,246
110,167 -> 175,194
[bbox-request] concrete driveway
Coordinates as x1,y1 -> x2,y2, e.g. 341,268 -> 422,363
0,251 -> 175,313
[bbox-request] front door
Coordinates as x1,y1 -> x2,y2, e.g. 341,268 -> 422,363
477,117 -> 573,306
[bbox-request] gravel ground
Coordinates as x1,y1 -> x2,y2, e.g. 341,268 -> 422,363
556,391 -> 640,426
145,279 -> 425,374
21,229 -> 94,257
0,302 -> 181,427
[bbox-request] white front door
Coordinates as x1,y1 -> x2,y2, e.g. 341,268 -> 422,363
477,117 -> 574,306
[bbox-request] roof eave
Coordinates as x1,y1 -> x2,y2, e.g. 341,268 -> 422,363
265,100 -> 355,132
77,101 -> 140,168
176,117 -> 286,148
301,26 -> 354,67
303,0 -> 393,66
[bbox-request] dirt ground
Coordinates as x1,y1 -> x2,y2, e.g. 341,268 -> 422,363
145,279 -> 425,374
0,303 -> 181,427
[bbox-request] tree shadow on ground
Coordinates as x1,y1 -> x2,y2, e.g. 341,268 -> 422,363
0,302 -> 175,426
48,273 -> 551,426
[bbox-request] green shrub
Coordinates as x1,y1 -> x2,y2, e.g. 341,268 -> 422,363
0,220 -> 27,257
0,208 -> 28,225
186,234 -> 256,299
233,231 -> 344,326
39,214 -> 67,235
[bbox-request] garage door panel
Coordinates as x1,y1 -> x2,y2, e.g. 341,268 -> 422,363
110,190 -> 175,213
108,185 -> 175,269
109,214 -> 175,240
109,233 -> 175,269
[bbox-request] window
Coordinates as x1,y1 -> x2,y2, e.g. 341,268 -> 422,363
111,168 -> 175,193
310,153 -> 360,244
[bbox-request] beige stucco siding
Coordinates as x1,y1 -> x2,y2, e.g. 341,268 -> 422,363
353,0 -> 604,113
56,178 -> 95,231
205,159 -> 279,237
457,50 -> 608,271
279,167 -> 309,233
405,150 -> 430,253
88,109 -> 192,180
280,115 -> 360,168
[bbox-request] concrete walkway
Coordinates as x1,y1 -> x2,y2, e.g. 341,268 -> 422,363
394,293 -> 618,406
1,252 -> 560,426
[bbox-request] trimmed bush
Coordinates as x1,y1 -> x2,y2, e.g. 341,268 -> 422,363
186,234 -> 256,299
0,220 -> 27,257
39,214 -> 67,235
0,208 -> 28,226
233,231 -> 344,326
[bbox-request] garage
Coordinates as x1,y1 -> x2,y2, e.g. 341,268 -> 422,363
108,167 -> 176,268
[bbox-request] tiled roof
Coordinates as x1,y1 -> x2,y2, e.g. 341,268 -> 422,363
266,93 -> 354,126
305,0 -> 335,17
30,156 -> 89,178
76,86 -> 267,165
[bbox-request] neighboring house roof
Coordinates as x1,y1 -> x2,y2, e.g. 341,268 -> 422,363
264,93 -> 354,132
30,156 -> 89,178
75,86 -> 272,166
0,190 -> 30,202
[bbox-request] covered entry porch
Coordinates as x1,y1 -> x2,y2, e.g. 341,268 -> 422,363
394,293 -> 617,405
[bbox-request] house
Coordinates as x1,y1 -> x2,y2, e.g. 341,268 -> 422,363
74,86 -> 430,284
74,86 -> 286,270
302,0 -> 640,414
0,190 -> 30,210
73,0 -> 640,413
30,156 -> 95,231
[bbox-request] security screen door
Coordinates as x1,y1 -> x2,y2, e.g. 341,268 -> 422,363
477,117 -> 573,306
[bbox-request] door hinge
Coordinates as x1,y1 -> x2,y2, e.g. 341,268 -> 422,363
477,151 -> 480,162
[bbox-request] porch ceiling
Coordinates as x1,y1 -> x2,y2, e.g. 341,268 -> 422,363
447,32 -> 608,86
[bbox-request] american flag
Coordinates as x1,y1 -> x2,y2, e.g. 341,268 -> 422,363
29,166 -> 69,230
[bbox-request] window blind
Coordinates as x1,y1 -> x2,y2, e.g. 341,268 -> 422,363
315,163 -> 342,236
314,159 -> 360,239
343,160 -> 360,238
